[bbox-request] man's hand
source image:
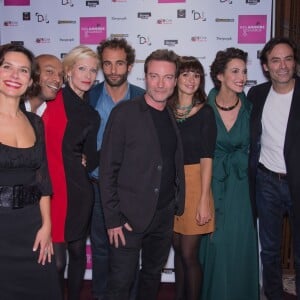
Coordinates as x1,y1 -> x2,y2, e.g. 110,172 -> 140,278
107,223 -> 132,248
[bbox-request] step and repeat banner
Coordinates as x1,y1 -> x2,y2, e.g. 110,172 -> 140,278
0,0 -> 273,281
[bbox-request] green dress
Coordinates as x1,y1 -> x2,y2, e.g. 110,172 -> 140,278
199,88 -> 259,300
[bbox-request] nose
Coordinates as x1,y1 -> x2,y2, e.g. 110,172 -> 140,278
279,59 -> 287,68
10,67 -> 20,79
157,76 -> 165,88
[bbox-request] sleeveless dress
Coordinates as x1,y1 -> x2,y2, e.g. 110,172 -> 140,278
174,104 -> 216,235
0,112 -> 61,300
43,85 -> 100,242
199,89 -> 259,300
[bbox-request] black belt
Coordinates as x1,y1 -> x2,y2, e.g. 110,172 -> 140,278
0,185 -> 42,209
258,163 -> 288,181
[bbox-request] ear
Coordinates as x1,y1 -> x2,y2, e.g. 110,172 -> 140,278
262,63 -> 269,72
127,64 -> 133,73
217,73 -> 223,82
28,78 -> 33,88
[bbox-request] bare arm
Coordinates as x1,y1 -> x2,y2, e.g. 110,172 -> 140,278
196,157 -> 213,226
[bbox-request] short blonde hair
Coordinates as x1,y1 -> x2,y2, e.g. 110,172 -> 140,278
63,45 -> 100,81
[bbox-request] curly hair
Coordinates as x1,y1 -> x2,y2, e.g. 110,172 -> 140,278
210,47 -> 248,89
97,38 -> 136,66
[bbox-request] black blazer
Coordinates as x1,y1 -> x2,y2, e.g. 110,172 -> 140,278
248,76 -> 300,218
100,95 -> 185,233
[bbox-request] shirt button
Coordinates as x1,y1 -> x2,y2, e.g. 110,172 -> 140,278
154,188 -> 159,193
157,165 -> 162,171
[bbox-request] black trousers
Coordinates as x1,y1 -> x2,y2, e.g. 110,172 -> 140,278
105,201 -> 175,300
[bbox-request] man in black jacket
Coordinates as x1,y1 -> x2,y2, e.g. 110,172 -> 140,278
248,37 -> 300,300
100,49 -> 185,300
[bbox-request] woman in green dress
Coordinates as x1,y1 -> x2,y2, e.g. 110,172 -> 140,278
199,48 -> 259,300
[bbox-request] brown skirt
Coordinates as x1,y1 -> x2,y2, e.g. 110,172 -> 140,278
174,163 -> 215,235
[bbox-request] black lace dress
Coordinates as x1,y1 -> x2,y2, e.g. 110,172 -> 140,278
0,112 -> 61,300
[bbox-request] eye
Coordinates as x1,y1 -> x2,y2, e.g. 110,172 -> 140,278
20,68 -> 29,74
103,62 -> 111,68
46,69 -> 54,75
194,73 -> 201,79
165,75 -> 174,80
117,61 -> 126,67
90,68 -> 97,74
78,66 -> 86,71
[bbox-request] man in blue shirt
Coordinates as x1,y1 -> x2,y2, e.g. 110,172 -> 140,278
89,38 -> 144,300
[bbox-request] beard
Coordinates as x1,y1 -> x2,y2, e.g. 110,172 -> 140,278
104,71 -> 129,87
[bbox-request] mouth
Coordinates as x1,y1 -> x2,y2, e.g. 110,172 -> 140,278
4,80 -> 22,88
46,83 -> 59,91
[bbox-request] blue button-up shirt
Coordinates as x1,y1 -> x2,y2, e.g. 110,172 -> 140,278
91,83 -> 130,179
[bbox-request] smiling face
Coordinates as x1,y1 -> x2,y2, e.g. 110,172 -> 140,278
263,43 -> 296,90
177,71 -> 201,97
217,58 -> 247,94
37,55 -> 63,101
0,51 -> 32,99
67,56 -> 98,98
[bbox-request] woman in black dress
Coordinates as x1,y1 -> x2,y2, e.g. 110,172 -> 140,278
43,45 -> 100,299
0,44 -> 61,299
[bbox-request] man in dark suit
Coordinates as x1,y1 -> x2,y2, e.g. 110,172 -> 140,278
248,37 -> 300,300
100,49 -> 185,300
88,38 -> 144,300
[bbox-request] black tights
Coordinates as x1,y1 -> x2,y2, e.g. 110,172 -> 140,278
172,233 -> 202,300
53,238 -> 87,300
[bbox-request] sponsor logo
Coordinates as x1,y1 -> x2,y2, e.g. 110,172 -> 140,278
10,41 -> 24,45
246,0 -> 260,4
59,38 -> 75,42
220,0 -> 233,4
137,12 -> 151,19
36,38 -> 51,43
215,18 -> 234,22
137,35 -> 151,45
192,10 -> 206,21
86,1 -> 99,7
4,0 -> 30,5
238,15 -> 267,44
111,17 -> 127,21
3,21 -> 18,26
177,9 -> 186,18
61,0 -> 74,6
245,80 -> 257,87
60,53 -> 67,59
110,33 -> 129,39
191,36 -> 207,42
157,18 -> 172,25
164,40 -> 178,46
58,20 -> 76,24
216,36 -> 232,41
112,0 -> 127,2
35,13 -> 49,23
23,12 -> 30,21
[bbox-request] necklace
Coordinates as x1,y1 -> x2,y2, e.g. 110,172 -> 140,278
174,102 -> 194,122
215,96 -> 239,111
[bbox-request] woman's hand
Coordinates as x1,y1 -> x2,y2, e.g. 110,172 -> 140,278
33,223 -> 53,265
196,196 -> 212,226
